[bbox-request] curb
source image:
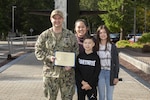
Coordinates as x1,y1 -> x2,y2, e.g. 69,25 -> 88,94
0,53 -> 29,73
119,52 -> 150,74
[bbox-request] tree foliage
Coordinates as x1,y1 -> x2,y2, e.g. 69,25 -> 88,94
80,0 -> 99,10
1,0 -> 150,39
0,0 -> 14,33
97,0 -> 150,39
79,0 -> 103,33
0,0 -> 54,38
98,0 -> 127,32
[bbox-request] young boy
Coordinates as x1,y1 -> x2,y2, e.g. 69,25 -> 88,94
75,36 -> 101,100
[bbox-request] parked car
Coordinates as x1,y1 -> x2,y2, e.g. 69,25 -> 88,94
129,36 -> 141,42
126,33 -> 142,40
110,33 -> 120,43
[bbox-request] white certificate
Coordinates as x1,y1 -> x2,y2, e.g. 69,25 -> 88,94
54,51 -> 75,67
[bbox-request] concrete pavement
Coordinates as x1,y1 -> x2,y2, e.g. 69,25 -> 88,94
0,53 -> 45,100
0,52 -> 150,100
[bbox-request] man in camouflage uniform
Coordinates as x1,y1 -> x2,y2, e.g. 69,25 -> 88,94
35,9 -> 79,100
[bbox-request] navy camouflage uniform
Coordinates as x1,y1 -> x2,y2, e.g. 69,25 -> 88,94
35,28 -> 79,100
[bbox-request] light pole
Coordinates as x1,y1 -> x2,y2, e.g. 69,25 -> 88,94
133,0 -> 136,42
144,7 -> 147,32
12,5 -> 16,33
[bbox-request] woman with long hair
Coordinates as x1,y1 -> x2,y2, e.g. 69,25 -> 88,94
95,25 -> 119,100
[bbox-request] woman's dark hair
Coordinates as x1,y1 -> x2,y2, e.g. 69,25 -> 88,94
74,19 -> 90,35
95,25 -> 112,51
75,19 -> 88,27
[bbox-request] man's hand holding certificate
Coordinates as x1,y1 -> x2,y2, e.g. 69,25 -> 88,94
54,51 -> 75,67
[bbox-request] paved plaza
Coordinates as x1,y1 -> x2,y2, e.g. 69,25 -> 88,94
0,41 -> 150,100
0,52 -> 150,100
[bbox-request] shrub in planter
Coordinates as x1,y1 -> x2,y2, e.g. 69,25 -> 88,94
138,33 -> 150,43
116,40 -> 143,48
128,43 -> 143,52
129,43 -> 143,48
116,40 -> 130,48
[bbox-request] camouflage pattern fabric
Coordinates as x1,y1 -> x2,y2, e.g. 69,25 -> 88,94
43,68 -> 75,100
35,28 -> 79,100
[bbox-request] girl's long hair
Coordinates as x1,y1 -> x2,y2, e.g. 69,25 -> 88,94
95,25 -> 112,51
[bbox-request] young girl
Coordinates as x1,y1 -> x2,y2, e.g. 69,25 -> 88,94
74,19 -> 89,53
95,25 -> 119,100
75,36 -> 101,100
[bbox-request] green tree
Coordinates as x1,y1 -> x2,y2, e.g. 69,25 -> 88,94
80,0 -> 99,10
0,0 -> 54,39
79,0 -> 103,33
136,0 -> 150,33
98,0 -> 135,39
98,0 -> 150,40
0,0 -> 15,35
15,0 -> 54,35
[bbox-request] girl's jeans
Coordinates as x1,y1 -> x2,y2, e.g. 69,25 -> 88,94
98,70 -> 114,100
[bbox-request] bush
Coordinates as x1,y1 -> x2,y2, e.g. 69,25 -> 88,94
116,40 -> 130,48
130,43 -> 143,48
116,34 -> 150,52
138,33 -> 150,43
116,40 -> 143,48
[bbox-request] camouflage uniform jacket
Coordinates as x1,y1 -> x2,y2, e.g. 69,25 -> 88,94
35,28 -> 79,77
